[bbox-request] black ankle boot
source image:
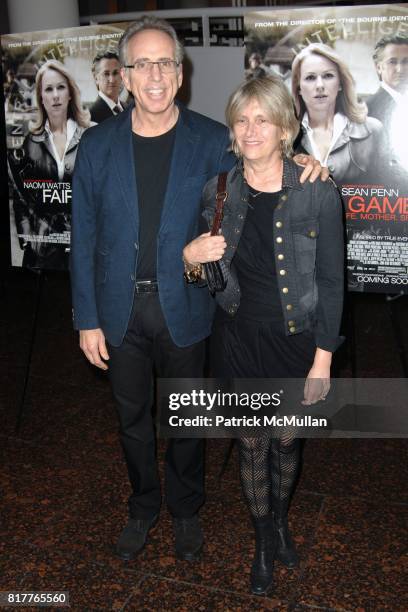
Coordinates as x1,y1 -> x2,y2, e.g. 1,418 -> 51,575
274,514 -> 299,569
250,515 -> 276,595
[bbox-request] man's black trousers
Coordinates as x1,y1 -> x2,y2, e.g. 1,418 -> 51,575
107,292 -> 205,520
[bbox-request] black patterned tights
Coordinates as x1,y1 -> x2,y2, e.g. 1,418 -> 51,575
238,435 -> 300,519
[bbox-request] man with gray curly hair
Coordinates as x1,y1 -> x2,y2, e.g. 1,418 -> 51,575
71,15 -> 233,563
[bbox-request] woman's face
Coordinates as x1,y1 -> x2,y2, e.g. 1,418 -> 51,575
233,97 -> 284,164
40,69 -> 70,120
299,53 -> 341,115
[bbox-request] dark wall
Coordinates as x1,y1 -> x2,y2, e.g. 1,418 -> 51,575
79,0 -> 156,14
0,1 -> 9,35
0,64 -> 11,272
0,2 -> 10,271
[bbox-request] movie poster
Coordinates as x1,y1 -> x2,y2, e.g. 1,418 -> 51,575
245,3 -> 408,293
2,23 -> 130,270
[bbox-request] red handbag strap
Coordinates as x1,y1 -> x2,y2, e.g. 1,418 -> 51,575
211,172 -> 228,236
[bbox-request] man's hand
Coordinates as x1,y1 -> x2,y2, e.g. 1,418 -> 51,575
79,328 -> 109,370
183,232 -> 226,265
293,153 -> 330,183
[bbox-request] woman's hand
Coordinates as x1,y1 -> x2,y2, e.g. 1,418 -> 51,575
30,218 -> 50,256
293,153 -> 330,183
183,232 -> 227,265
302,348 -> 332,405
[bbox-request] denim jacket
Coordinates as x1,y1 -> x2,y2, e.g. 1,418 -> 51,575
201,157 -> 345,352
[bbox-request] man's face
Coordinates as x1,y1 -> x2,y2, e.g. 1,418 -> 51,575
94,58 -> 122,102
249,56 -> 260,70
376,43 -> 408,93
121,29 -> 182,119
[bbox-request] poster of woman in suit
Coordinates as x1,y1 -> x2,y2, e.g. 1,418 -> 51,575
245,3 -> 408,294
2,23 -> 128,270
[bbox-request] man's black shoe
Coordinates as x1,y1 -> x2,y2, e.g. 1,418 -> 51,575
116,515 -> 159,560
173,515 -> 203,561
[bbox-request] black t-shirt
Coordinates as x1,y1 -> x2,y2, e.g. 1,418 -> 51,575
234,189 -> 284,325
133,123 -> 177,280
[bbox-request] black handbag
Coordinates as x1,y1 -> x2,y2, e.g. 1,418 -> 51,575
204,172 -> 228,294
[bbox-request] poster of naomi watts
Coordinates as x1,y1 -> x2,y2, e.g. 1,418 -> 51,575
2,23 -> 130,271
245,3 -> 408,293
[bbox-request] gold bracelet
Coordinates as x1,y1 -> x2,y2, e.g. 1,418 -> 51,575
183,256 -> 202,283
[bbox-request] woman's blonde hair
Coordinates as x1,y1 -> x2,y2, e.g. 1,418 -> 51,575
225,75 -> 299,158
31,60 -> 90,134
291,43 -> 367,124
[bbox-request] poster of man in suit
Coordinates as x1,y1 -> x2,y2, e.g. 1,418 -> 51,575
367,34 -> 408,126
89,50 -> 125,123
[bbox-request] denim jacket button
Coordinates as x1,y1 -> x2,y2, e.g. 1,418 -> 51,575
276,237 -> 283,244
288,320 -> 295,326
279,269 -> 286,276
277,254 -> 284,261
309,230 -> 317,238
282,287 -> 288,294
276,221 -> 282,228
289,326 -> 296,333
286,304 -> 293,311
281,194 -> 288,201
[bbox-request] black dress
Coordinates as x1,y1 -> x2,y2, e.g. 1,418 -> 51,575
211,189 -> 316,379
212,190 -> 312,527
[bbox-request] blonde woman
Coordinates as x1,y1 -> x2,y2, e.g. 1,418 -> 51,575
10,60 -> 91,269
184,77 -> 344,595
291,43 -> 384,182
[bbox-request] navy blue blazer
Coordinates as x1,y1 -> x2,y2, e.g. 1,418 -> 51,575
70,103 -> 234,347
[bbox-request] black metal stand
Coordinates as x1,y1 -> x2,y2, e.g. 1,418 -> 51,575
386,292 -> 408,378
15,269 -> 44,433
347,292 -> 358,378
218,439 -> 235,481
0,272 -> 5,299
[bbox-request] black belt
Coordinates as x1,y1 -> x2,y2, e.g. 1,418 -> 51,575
134,280 -> 158,293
